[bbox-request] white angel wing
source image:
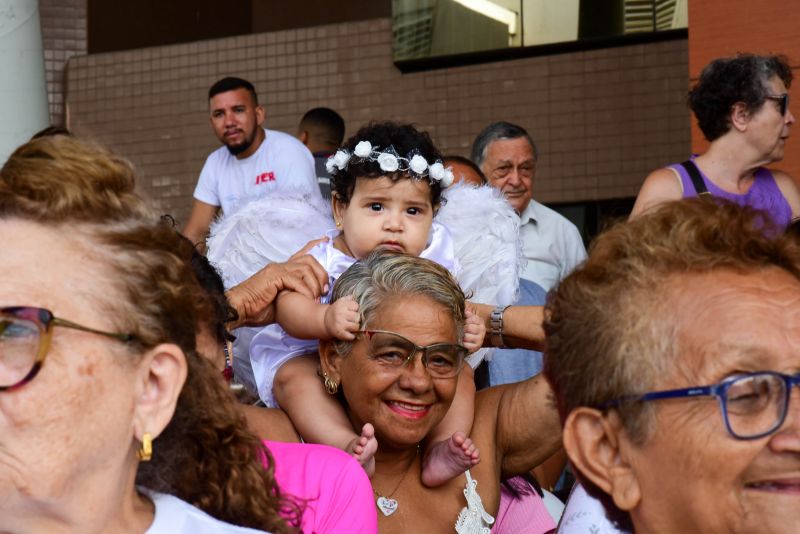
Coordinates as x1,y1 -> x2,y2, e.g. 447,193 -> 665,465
206,192 -> 335,290
436,184 -> 523,369
206,193 -> 335,394
436,183 -> 523,307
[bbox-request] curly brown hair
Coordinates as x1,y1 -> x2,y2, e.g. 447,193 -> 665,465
0,136 -> 300,532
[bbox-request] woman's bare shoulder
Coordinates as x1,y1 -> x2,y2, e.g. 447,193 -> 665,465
629,167 -> 683,220
240,404 -> 301,442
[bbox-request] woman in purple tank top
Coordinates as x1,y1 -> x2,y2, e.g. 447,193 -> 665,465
631,54 -> 800,229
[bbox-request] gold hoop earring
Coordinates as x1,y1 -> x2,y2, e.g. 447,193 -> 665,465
335,220 -> 342,228
138,432 -> 153,462
322,372 -> 339,395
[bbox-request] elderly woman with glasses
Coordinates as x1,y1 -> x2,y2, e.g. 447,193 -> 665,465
631,54 -> 800,228
317,250 -> 561,533
0,136 -> 303,532
547,199 -> 800,533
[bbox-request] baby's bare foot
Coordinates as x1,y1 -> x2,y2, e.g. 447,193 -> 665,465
421,431 -> 480,487
346,423 -> 378,477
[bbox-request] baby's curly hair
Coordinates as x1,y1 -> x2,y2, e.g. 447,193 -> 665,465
330,121 -> 444,206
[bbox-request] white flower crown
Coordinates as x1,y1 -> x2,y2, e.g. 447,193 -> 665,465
325,140 -> 455,187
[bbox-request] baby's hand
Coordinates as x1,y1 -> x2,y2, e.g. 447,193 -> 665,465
462,309 -> 486,353
324,295 -> 360,340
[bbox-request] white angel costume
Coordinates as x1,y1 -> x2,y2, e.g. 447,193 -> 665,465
207,183 -> 524,405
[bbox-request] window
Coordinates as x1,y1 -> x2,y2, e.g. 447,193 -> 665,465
551,197 -> 636,248
393,0 -> 687,62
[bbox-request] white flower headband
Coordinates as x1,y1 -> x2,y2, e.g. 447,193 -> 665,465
325,140 -> 455,187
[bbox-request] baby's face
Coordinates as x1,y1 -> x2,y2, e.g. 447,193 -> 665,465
333,176 -> 434,259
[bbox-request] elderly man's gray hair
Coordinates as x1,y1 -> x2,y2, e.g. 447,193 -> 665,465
470,121 -> 538,168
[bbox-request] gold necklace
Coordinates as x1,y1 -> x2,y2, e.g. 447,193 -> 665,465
373,447 -> 419,517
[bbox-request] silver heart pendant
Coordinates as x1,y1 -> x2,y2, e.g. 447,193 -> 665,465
376,496 -> 398,516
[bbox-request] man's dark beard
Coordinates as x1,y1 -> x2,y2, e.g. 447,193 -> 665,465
225,129 -> 256,156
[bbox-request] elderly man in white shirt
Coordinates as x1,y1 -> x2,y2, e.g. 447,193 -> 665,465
470,122 -> 586,390
472,121 -> 586,293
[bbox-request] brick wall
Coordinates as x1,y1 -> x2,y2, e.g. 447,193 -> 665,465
65,18 -> 690,223
40,0 -> 87,125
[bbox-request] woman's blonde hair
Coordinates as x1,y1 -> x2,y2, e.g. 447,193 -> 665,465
0,136 -> 299,532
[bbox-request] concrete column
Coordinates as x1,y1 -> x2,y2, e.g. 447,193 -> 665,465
0,0 -> 48,164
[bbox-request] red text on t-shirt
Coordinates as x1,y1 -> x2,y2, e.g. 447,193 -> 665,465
255,172 -> 275,185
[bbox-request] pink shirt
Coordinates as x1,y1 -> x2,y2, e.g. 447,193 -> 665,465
494,481 -> 556,534
264,440 -> 378,534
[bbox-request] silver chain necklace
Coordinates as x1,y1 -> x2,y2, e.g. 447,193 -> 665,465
373,447 -> 418,517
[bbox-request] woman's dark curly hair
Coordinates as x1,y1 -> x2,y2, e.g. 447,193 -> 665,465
330,121 -> 444,207
189,246 -> 238,346
689,54 -> 793,141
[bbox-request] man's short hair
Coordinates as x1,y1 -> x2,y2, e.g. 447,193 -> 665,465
208,77 -> 258,105
470,121 -> 538,168
544,199 -> 800,526
299,107 -> 346,147
442,155 -> 487,185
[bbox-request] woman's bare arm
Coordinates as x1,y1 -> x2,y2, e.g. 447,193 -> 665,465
474,374 -> 562,479
240,404 -> 301,443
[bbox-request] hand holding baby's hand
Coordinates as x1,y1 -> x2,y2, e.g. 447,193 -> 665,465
324,295 -> 360,340
462,308 -> 486,353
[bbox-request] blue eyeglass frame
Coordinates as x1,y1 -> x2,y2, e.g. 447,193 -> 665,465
0,306 -> 136,392
598,371 -> 800,440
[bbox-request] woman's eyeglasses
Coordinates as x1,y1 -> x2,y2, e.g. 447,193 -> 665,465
766,93 -> 790,116
600,371 -> 800,440
358,330 -> 467,379
0,306 -> 136,392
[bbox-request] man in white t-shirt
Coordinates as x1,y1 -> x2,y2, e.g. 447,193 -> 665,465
183,77 -> 320,248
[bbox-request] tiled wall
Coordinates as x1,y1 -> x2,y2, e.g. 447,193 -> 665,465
65,18 -> 690,224
40,0 -> 87,125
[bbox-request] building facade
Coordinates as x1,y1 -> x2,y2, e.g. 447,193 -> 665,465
43,2 -> 701,232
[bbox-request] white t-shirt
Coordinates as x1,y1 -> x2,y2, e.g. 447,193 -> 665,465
144,490 -> 270,534
194,128 -> 321,216
558,483 -> 628,533
519,199 -> 587,291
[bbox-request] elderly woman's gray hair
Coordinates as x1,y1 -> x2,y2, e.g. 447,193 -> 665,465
330,249 -> 467,356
